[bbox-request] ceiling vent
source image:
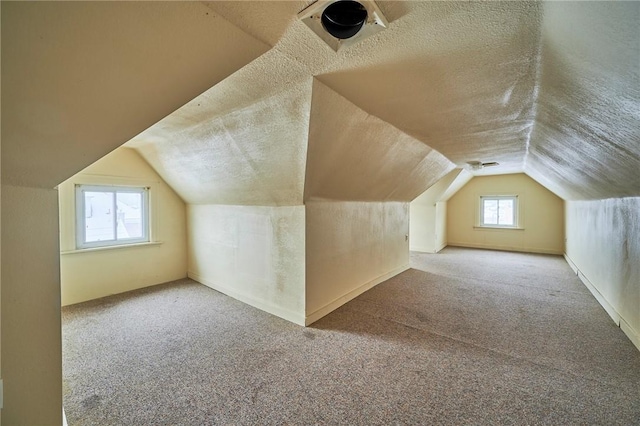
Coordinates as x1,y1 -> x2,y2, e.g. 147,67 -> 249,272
298,0 -> 389,51
467,161 -> 500,171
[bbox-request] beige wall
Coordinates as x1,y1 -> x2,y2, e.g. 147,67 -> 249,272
447,174 -> 564,254
305,201 -> 410,324
58,148 -> 187,306
409,169 -> 462,253
565,198 -> 640,351
1,185 -> 62,425
435,202 -> 447,252
410,202 -> 438,253
1,3 -> 268,422
188,204 -> 306,325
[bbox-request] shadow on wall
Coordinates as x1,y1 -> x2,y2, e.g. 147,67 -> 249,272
528,40 -> 640,200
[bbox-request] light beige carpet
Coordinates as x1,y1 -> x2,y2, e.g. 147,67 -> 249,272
62,247 -> 640,425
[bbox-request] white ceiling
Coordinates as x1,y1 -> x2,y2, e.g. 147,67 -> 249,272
128,1 -> 638,203
4,1 -> 638,202
525,2 -> 640,200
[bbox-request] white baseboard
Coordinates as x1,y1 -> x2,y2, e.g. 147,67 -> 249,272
409,245 -> 434,253
564,253 -> 621,326
576,269 -> 621,325
410,243 -> 447,254
564,254 -> 640,354
305,264 -> 410,326
188,271 -> 306,326
447,242 -> 563,255
563,253 -> 578,275
621,318 -> 640,352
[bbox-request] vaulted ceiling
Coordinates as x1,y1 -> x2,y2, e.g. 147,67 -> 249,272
3,1 -> 639,202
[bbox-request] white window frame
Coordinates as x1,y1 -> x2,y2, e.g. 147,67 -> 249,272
479,195 -> 518,228
75,184 -> 150,249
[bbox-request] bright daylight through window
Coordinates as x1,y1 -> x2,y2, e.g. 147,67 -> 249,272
76,185 -> 149,249
481,196 -> 517,227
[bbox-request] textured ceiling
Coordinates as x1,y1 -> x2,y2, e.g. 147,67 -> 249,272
4,2 -> 637,202
127,1 -> 541,205
525,1 -> 640,200
305,80 -> 454,202
130,82 -> 312,206
127,1 -> 638,203
317,1 -> 543,175
1,2 -> 268,188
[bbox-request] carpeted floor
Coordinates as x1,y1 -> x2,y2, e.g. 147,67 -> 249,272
62,247 -> 640,425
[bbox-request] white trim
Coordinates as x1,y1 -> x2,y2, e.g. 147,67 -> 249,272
479,195 -> 518,228
564,253 -> 639,353
621,318 -> 640,353
75,184 -> 150,249
409,244 -> 435,253
563,253 -> 579,275
188,271 -> 305,326
576,269 -> 621,325
61,241 -> 163,255
435,242 -> 447,253
65,173 -> 160,187
305,264 -> 410,326
473,226 -> 525,231
563,253 -> 621,326
447,242 -> 562,255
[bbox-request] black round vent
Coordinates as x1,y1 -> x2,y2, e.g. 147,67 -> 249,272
321,1 -> 368,40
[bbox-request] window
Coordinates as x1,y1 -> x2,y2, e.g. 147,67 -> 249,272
480,195 -> 517,227
76,185 -> 149,249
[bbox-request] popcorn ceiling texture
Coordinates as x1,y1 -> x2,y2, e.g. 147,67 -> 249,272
127,1 -> 638,202
526,2 -> 640,200
305,80 -> 454,202
2,2 -> 638,199
131,84 -> 312,206
317,1 -> 543,176
3,3 -> 639,423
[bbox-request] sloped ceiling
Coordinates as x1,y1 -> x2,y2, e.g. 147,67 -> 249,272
305,80 -> 454,202
1,2 -> 269,188
4,2 -> 637,202
127,1 -> 540,205
126,1 -> 638,204
317,1 -> 543,175
133,83 -> 312,206
526,1 -> 640,200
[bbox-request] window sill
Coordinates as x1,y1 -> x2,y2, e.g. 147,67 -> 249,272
61,241 -> 163,255
473,226 -> 525,231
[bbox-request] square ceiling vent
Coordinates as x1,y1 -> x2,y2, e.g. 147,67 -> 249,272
298,0 -> 389,51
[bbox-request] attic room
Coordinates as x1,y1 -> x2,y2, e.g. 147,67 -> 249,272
1,1 -> 638,424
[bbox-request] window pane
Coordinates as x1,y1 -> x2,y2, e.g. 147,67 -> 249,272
84,191 -> 115,242
498,199 -> 514,225
117,192 -> 143,240
483,199 -> 498,224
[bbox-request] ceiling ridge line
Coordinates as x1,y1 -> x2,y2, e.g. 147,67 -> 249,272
522,11 -> 546,171
312,77 -> 454,173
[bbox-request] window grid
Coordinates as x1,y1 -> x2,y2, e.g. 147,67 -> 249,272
480,195 -> 517,228
76,185 -> 150,249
